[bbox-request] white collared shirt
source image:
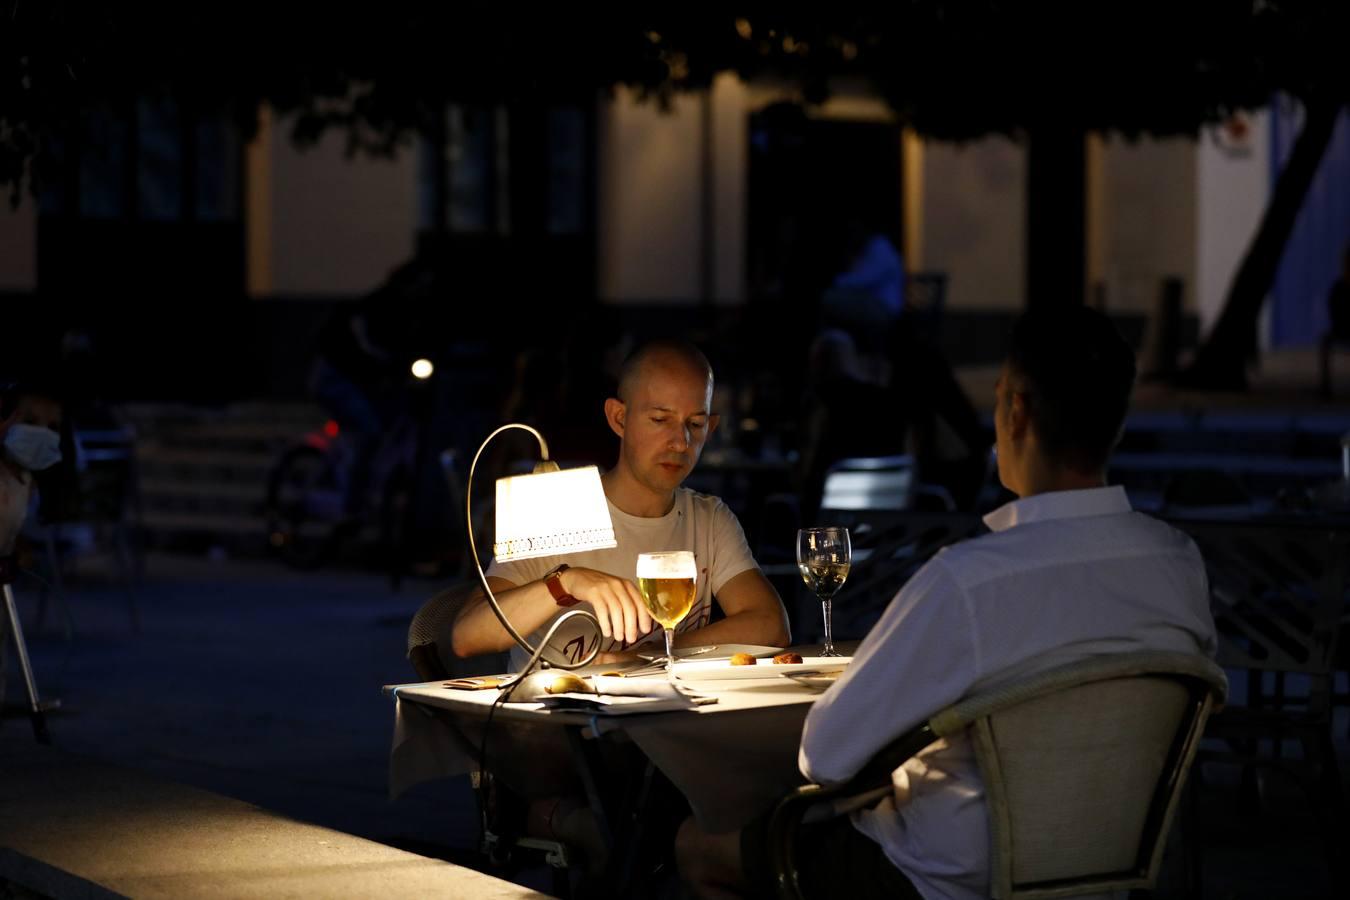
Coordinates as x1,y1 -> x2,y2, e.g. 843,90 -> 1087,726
799,486 -> 1217,900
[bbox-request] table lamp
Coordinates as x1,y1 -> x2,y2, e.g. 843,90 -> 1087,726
466,424 -> 616,673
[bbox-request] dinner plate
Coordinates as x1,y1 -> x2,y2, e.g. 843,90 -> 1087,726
636,643 -> 783,662
671,656 -> 851,681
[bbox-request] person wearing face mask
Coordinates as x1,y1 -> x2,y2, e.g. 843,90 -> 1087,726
1,381 -> 65,743
0,383 -> 65,568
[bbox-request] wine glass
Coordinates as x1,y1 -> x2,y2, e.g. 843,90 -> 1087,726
636,550 -> 698,678
797,527 -> 851,658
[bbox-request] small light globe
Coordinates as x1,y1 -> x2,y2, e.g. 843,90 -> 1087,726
411,358 -> 434,380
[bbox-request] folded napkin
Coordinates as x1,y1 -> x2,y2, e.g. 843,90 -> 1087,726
538,675 -> 715,715
585,676 -> 699,699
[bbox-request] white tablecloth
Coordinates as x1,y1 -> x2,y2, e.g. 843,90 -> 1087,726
387,675 -> 822,832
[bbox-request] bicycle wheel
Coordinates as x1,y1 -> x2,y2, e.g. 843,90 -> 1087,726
266,445 -> 339,569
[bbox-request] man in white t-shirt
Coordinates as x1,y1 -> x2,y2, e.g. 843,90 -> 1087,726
676,307 -> 1218,900
450,340 -> 790,669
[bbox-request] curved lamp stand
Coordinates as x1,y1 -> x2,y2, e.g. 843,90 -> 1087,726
466,423 -> 603,672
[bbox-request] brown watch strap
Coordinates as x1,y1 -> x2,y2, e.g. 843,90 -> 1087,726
544,563 -> 579,607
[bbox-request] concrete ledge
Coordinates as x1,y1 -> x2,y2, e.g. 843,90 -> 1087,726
0,742 -> 547,900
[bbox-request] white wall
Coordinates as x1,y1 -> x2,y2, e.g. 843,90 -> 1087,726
246,107 -> 419,298
599,76 -> 1233,324
596,76 -> 899,306
922,138 -> 1026,310
1196,109 -> 1270,340
596,87 -> 706,305
1096,136 -> 1197,314
0,194 -> 37,291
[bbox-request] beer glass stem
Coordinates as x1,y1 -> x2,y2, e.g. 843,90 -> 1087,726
820,597 -> 836,657
664,626 -> 677,681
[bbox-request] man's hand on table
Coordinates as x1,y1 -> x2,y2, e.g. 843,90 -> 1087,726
593,649 -> 644,666
558,566 -> 654,646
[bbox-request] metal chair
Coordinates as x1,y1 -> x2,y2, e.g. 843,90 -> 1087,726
819,454 -> 956,515
37,423 -> 143,632
768,651 -> 1228,900
1169,519 -> 1350,891
904,271 -> 948,344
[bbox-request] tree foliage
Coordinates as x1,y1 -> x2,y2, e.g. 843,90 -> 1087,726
4,1 -> 1346,203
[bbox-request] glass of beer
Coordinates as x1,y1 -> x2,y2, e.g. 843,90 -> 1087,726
797,527 -> 850,657
636,550 -> 698,677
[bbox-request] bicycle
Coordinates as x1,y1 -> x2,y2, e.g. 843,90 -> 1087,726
265,359 -> 435,577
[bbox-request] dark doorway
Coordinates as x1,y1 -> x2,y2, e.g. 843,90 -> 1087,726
747,103 -> 904,312
744,103 -> 905,423
34,101 -> 247,402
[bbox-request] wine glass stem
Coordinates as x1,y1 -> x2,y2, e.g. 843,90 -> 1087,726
664,626 -> 676,682
820,597 -> 835,656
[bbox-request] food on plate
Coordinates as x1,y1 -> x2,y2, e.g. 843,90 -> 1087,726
772,652 -> 804,665
545,673 -> 591,694
729,653 -> 758,666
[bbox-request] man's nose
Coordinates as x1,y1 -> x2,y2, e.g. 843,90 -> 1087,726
668,426 -> 691,451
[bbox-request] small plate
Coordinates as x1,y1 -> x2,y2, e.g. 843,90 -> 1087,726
671,656 -> 851,681
636,644 -> 783,662
783,671 -> 845,691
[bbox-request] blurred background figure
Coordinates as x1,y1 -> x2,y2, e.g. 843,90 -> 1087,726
819,220 -> 907,368
1319,242 -> 1350,398
797,329 -> 911,519
0,382 -> 65,557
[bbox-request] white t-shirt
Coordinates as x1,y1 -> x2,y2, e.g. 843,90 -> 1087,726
486,487 -> 760,669
799,486 -> 1217,900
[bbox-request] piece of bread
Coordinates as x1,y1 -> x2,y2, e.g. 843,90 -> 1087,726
772,652 -> 804,665
729,652 -> 758,666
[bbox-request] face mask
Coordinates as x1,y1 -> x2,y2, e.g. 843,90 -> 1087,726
4,424 -> 62,472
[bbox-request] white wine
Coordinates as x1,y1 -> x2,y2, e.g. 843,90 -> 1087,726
797,527 -> 851,658
638,576 -> 697,629
799,561 -> 850,599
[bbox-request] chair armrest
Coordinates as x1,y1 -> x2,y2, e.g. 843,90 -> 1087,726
767,722 -> 936,900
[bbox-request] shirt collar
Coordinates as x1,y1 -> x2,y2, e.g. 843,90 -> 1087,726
982,485 -> 1132,533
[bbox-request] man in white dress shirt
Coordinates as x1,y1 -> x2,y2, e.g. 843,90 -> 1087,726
676,306 -> 1218,900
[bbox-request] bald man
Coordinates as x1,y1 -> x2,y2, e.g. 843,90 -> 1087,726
451,340 -> 790,669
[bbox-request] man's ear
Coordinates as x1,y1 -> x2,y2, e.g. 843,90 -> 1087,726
707,413 -> 720,437
1008,390 -> 1030,440
604,398 -> 626,439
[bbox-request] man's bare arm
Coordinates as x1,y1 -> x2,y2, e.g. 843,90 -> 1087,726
674,568 -> 791,649
449,568 -> 654,658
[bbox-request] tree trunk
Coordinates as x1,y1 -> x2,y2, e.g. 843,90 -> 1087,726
1026,126 -> 1087,309
1179,98 -> 1342,390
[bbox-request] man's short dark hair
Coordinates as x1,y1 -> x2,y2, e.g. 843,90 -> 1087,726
616,340 -> 714,402
1006,306 -> 1136,473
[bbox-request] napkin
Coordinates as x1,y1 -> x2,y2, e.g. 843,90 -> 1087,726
538,675 -> 715,714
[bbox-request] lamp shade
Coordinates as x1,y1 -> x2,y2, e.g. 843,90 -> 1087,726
493,465 -> 616,562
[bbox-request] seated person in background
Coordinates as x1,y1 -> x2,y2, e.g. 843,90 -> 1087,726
824,220 -> 906,330
450,339 -> 790,669
797,329 -> 911,519
0,381 -> 64,571
1319,243 -> 1350,398
677,306 -> 1218,900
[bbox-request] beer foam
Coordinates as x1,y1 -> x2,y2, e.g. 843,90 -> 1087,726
636,550 -> 696,579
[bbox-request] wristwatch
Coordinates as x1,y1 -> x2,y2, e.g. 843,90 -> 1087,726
543,563 -> 579,607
